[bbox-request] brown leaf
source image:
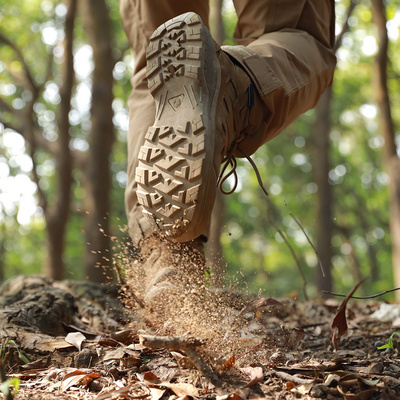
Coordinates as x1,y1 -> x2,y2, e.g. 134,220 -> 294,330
61,370 -> 94,392
143,371 -> 162,385
220,355 -> 235,371
331,278 -> 367,350
110,329 -> 139,345
286,382 -> 295,390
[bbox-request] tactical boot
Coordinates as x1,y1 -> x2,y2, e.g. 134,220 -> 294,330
135,12 -> 267,242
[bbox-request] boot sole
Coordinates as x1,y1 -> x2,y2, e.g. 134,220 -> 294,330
135,12 -> 221,242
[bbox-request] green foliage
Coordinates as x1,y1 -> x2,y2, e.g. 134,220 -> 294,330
1,339 -> 30,364
377,332 -> 400,354
0,377 -> 20,398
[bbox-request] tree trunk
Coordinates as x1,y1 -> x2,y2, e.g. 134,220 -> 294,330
372,0 -> 400,299
313,1 -> 356,295
44,0 -> 76,280
313,88 -> 333,294
80,0 -> 115,283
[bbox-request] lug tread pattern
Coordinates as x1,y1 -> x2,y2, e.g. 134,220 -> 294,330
136,13 -> 213,238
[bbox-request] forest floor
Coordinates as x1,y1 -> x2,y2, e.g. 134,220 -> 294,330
0,274 -> 399,400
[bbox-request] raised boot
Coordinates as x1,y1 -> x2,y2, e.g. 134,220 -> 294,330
135,12 -> 268,242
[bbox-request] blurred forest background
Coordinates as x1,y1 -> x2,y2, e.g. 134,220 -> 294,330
1,0 -> 400,300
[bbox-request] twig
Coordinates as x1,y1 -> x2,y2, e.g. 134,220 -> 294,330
271,370 -> 314,386
0,30 -> 38,94
139,334 -> 207,350
323,286 -> 400,299
185,348 -> 222,387
139,334 -> 222,387
268,212 -> 309,301
334,0 -> 358,52
290,213 -> 325,278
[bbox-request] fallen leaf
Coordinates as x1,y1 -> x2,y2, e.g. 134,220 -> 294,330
60,370 -> 88,392
65,332 -> 86,351
331,278 -> 367,350
293,382 -> 313,395
149,387 -> 165,400
94,386 -> 132,400
162,382 -> 199,397
143,371 -> 162,385
220,355 -> 235,371
110,329 -> 139,345
239,366 -> 264,387
41,339 -> 74,351
286,382 -> 295,390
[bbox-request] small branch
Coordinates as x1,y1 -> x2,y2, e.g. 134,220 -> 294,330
139,334 -> 222,387
139,334 -> 207,350
0,97 -> 15,114
290,213 -> 325,278
334,0 -> 357,52
323,286 -> 400,299
0,30 -> 38,94
268,211 -> 309,301
185,348 -> 223,387
271,370 -> 314,386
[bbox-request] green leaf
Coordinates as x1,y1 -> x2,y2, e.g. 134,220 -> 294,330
7,340 -> 30,364
0,377 -> 20,395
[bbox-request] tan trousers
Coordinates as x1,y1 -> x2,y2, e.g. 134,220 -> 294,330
120,0 -> 337,245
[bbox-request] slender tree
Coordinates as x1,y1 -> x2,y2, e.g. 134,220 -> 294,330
372,0 -> 400,298
0,0 -> 77,280
313,0 -> 357,294
80,0 -> 116,282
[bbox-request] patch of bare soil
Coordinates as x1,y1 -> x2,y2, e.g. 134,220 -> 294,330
0,274 -> 399,400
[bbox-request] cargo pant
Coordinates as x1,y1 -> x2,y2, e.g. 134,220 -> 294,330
119,0 -> 337,246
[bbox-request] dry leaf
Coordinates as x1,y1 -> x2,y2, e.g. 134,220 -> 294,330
110,329 -> 139,345
293,382 -> 313,395
60,370 -> 87,392
331,278 -> 367,350
65,332 -> 86,351
286,382 -> 295,390
94,386 -> 132,400
143,371 -> 162,384
41,340 -> 74,351
220,355 -> 235,371
239,366 -> 264,387
149,387 -> 166,400
162,382 -> 199,397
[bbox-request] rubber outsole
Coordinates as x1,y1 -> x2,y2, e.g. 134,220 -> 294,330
135,12 -> 221,242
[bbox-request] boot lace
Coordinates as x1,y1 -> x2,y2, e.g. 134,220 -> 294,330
216,142 -> 269,198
